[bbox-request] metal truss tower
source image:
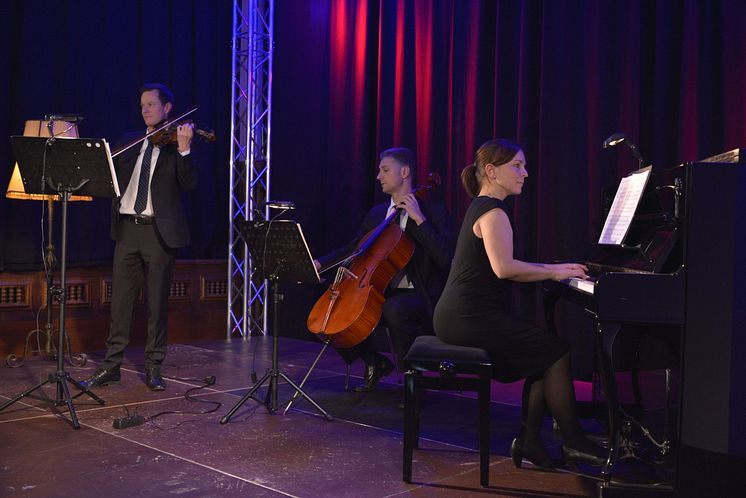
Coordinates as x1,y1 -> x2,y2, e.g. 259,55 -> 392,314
228,0 -> 274,338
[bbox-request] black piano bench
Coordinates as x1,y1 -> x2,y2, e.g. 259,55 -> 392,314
402,335 -> 493,487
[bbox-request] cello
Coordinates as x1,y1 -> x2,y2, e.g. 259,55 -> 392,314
307,173 -> 440,348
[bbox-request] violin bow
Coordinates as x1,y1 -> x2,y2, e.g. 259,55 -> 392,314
110,105 -> 199,158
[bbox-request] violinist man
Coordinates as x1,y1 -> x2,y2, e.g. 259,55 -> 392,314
314,147 -> 454,392
81,83 -> 197,391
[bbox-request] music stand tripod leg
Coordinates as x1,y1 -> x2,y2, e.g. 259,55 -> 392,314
279,370 -> 332,421
57,373 -> 80,428
283,339 -> 330,414
68,377 -> 106,404
268,277 -> 332,420
0,190 -> 105,428
220,281 -> 279,423
219,369 -> 273,424
0,376 -> 53,412
221,276 -> 333,423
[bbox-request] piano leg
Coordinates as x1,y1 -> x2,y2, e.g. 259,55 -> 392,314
596,321 -> 623,484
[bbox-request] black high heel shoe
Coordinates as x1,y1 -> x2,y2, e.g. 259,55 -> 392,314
562,445 -> 607,467
510,438 -> 558,470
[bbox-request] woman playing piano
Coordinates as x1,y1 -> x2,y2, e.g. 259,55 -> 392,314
433,138 -> 606,468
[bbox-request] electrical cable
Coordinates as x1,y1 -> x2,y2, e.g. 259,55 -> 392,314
111,375 -> 220,430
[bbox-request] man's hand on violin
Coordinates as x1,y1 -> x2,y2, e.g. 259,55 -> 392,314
176,122 -> 194,153
398,193 -> 426,225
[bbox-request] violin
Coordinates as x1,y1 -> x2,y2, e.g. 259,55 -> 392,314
148,119 -> 216,146
110,105 -> 215,158
307,172 -> 441,348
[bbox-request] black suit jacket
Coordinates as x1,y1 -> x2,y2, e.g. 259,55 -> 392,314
317,197 -> 454,316
110,131 -> 198,248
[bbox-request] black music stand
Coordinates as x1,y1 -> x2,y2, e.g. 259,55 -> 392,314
0,136 -> 118,429
220,219 -> 333,422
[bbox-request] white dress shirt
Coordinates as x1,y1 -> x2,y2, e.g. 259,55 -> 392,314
119,133 -> 190,216
119,137 -> 161,216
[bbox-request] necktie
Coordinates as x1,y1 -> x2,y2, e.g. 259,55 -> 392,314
389,206 -> 405,230
133,143 -> 154,214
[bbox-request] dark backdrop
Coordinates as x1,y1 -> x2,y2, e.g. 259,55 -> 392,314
269,0 -> 746,340
271,0 -> 746,264
0,0 -> 233,270
2,0 -> 745,336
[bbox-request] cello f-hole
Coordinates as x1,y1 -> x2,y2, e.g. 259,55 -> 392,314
357,268 -> 368,289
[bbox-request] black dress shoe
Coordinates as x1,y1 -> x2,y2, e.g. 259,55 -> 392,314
80,368 -> 121,389
354,354 -> 394,392
562,444 -> 607,466
145,367 -> 166,391
510,438 -> 559,470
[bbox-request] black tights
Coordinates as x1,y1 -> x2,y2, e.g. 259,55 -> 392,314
519,352 -> 602,456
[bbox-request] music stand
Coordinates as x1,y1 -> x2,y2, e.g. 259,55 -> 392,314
5,119 -> 92,368
0,136 -> 119,429
220,219 -> 333,422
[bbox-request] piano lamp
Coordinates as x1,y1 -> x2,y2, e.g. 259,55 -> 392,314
602,132 -> 645,170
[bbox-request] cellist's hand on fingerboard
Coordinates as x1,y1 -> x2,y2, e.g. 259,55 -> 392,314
398,193 -> 426,225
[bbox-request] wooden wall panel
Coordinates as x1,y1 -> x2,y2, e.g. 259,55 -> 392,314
0,260 -> 227,358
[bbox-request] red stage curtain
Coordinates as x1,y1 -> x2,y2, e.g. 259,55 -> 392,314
273,0 -> 746,262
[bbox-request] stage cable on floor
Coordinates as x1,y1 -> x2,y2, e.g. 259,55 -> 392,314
112,375 -> 220,430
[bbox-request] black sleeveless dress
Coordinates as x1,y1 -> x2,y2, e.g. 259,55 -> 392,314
433,196 -> 567,382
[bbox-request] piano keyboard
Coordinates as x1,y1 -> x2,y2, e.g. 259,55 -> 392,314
565,276 -> 596,295
564,262 -> 652,295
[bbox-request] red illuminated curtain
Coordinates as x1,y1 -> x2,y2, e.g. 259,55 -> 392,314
307,0 -> 746,264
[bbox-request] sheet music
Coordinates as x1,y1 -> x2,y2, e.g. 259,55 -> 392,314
102,140 -> 121,197
295,223 -> 321,284
240,220 -> 320,284
598,166 -> 652,245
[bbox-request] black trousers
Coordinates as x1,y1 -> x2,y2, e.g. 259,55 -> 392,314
101,220 -> 176,371
336,288 -> 430,366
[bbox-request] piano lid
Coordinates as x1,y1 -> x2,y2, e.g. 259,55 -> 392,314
698,148 -> 743,164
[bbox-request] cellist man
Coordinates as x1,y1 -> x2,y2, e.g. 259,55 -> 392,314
313,147 -> 454,392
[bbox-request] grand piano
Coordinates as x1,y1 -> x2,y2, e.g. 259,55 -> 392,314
543,151 -> 745,494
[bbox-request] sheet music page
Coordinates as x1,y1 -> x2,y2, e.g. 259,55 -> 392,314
296,223 -> 321,284
598,166 -> 652,245
102,140 -> 121,197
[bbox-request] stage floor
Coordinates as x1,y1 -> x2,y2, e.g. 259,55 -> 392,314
1,337 -> 663,497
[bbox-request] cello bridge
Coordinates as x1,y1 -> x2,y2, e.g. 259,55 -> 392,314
332,266 -> 358,288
